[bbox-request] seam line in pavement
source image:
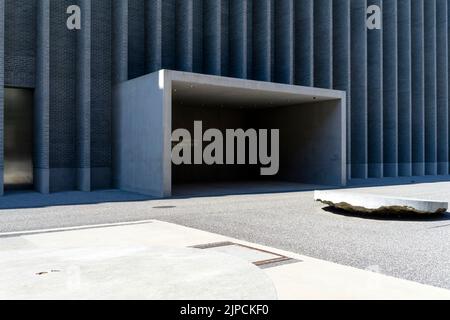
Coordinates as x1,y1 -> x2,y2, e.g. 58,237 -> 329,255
0,220 -> 155,238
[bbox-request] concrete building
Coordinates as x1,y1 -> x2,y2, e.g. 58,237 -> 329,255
0,0 -> 449,196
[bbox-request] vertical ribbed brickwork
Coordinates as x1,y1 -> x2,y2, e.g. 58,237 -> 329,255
351,0 -> 368,179
0,0 -> 4,195
383,0 -> 399,177
424,0 -> 438,175
333,0 -> 351,178
398,0 -> 413,177
5,0 -> 450,195
35,0 -> 50,193
437,0 -> 449,175
411,0 -> 425,176
367,0 -> 383,178
76,0 -> 91,191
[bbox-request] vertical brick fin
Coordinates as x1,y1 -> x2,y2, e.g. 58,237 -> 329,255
49,0 -> 77,191
112,0 -> 128,189
367,0 -> 383,178
35,0 -> 50,194
176,0 -> 194,72
145,0 -> 162,73
437,0 -> 450,174
0,0 -> 4,195
333,0 -> 351,179
294,0 -> 313,86
230,0 -> 250,79
351,0 -> 368,179
383,0 -> 398,177
411,0 -> 425,176
91,0 -> 112,190
220,0 -> 229,77
398,0 -> 412,177
112,0 -> 128,84
314,0 -> 333,89
253,0 -> 273,81
274,0 -> 294,84
204,0 -> 221,75
77,0 -> 91,191
161,0 -> 176,70
424,0 -> 438,176
128,0 -> 145,79
192,0 -> 203,73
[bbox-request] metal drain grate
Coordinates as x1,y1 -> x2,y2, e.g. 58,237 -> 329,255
192,242 -> 299,268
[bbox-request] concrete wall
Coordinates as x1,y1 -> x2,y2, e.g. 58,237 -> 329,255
257,101 -> 345,186
114,71 -> 171,197
173,100 -> 344,187
116,70 -> 345,196
172,104 -> 253,184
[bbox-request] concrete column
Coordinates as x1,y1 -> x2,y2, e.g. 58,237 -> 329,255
314,0 -> 333,89
274,0 -> 294,84
367,0 -> 383,178
253,0 -> 273,81
351,0 -> 368,179
383,0 -> 398,177
0,0 -> 4,195
230,0 -> 250,79
436,0 -> 448,175
35,0 -> 50,194
411,0 -> 425,176
294,0 -> 313,86
398,0 -> 412,177
176,0 -> 194,72
333,0 -> 351,179
76,0 -> 91,191
112,0 -> 128,83
145,0 -> 162,73
204,0 -> 228,76
424,0 -> 437,175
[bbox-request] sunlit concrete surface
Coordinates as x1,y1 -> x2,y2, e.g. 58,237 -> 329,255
0,246 -> 276,300
1,182 -> 450,289
1,221 -> 450,300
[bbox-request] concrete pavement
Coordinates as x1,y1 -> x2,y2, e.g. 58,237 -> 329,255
0,181 -> 450,289
1,220 -> 450,300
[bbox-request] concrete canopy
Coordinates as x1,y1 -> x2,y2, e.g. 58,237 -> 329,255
114,70 -> 347,197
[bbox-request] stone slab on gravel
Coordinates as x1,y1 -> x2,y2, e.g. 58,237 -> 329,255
314,190 -> 448,215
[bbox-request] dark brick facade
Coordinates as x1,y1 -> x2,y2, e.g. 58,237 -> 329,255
1,0 -> 450,194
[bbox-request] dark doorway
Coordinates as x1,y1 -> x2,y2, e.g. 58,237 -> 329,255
4,88 -> 34,190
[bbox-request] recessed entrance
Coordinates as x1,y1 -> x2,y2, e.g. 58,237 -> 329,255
4,88 -> 34,190
170,75 -> 347,196
115,70 -> 347,197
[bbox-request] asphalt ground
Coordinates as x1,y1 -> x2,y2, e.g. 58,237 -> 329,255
0,184 -> 449,289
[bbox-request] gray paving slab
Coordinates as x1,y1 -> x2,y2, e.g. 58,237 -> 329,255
0,247 -> 277,300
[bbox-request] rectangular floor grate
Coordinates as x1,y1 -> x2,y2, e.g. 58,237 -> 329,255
192,242 -> 300,268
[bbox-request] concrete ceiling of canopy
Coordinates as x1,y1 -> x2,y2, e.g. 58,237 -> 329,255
170,73 -> 343,109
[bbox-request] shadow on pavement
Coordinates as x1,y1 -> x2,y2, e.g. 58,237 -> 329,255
0,190 -> 155,210
322,206 -> 450,222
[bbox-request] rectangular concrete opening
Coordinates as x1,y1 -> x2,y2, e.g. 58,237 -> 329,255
115,70 -> 346,197
171,79 -> 345,196
4,88 -> 34,191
